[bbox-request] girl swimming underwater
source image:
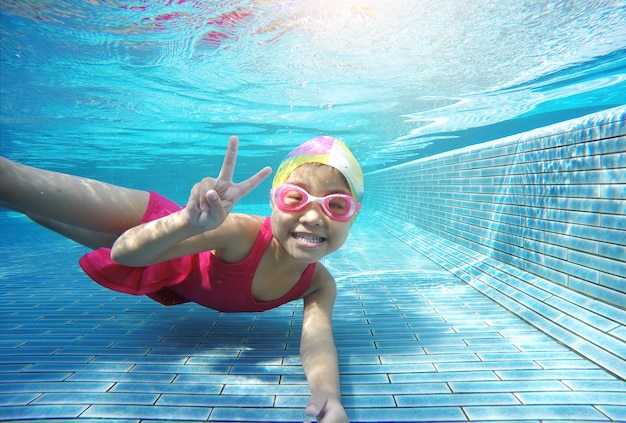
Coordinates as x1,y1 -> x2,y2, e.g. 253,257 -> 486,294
0,135 -> 363,423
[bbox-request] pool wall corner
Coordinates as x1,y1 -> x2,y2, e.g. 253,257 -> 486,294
364,106 -> 626,379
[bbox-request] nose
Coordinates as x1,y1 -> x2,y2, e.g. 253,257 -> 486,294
299,202 -> 325,225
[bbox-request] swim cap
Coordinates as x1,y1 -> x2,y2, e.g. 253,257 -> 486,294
272,136 -> 364,202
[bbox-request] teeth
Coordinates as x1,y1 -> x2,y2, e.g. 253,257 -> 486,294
293,233 -> 325,243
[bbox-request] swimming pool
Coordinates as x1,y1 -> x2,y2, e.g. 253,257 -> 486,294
1,1 -> 625,422
2,1 -> 625,180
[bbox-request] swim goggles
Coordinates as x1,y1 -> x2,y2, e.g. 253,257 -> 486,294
271,183 -> 361,222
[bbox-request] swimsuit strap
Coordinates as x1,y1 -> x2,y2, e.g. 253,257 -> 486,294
250,217 -> 317,309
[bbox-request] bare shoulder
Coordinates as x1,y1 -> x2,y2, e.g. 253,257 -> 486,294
213,213 -> 266,262
312,263 -> 335,286
302,263 -> 337,308
220,213 -> 265,234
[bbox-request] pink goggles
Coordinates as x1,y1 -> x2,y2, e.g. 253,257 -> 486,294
271,184 -> 361,222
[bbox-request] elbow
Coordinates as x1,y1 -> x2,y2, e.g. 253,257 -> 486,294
109,243 -> 130,266
110,239 -> 141,267
109,246 -> 123,264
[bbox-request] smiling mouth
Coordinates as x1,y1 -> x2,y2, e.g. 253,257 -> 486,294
291,232 -> 327,245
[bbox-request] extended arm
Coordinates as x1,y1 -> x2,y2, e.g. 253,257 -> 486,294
110,136 -> 271,266
300,267 -> 349,423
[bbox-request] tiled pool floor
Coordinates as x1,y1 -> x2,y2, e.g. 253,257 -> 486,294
1,211 -> 625,422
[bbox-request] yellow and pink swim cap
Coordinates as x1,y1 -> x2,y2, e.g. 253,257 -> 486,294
272,136 -> 364,202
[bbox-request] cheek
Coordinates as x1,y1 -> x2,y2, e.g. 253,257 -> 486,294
329,225 -> 350,248
270,210 -> 293,235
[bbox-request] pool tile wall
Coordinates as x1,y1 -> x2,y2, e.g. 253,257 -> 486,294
365,106 -> 625,379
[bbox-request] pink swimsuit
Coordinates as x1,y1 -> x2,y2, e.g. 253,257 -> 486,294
79,192 -> 316,312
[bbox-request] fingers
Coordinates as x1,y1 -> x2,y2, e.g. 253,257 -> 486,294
216,135 -> 272,195
204,189 -> 225,216
305,394 -> 348,422
237,166 -> 272,196
217,135 -> 239,182
188,177 -> 212,211
305,393 -> 328,419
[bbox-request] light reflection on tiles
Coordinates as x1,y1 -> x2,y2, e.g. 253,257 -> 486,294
1,211 -> 624,422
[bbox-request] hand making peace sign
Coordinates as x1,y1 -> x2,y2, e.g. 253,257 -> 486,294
184,136 -> 272,230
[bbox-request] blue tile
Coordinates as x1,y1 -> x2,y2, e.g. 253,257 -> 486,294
596,405 -> 626,422
380,353 -> 479,364
449,380 -> 569,393
535,359 -> 601,370
230,365 -> 303,375
610,325 -> 626,342
275,394 -> 397,408
0,393 -> 41,406
347,406 -> 468,422
391,371 -> 500,383
0,382 -> 114,393
517,391 -> 626,405
33,392 -> 159,405
572,340 -> 626,377
342,383 -> 451,395
425,344 -> 521,354
131,364 -> 231,374
3,202 -> 626,423
26,362 -> 134,373
0,405 -> 88,420
334,374 -> 392,384
82,404 -> 211,420
220,380 -> 311,394
67,372 -> 175,383
110,382 -> 222,395
465,405 -> 608,421
495,369 -> 616,381
208,407 -> 311,422
157,394 -> 274,407
0,372 -> 72,383
286,374 -> 393,387
174,373 -> 280,384
436,360 -> 542,372
0,354 -> 95,364
91,355 -> 188,364
562,380 -> 626,392
396,393 -> 520,407
190,356 -> 284,366
343,363 -> 437,374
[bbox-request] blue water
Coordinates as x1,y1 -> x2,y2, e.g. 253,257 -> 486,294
1,1 -> 625,204
2,3 -> 626,422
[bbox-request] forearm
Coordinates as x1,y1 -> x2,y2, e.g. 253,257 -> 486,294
300,335 -> 341,400
110,209 -> 203,266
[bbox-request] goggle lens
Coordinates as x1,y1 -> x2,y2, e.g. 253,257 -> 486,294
271,184 -> 360,222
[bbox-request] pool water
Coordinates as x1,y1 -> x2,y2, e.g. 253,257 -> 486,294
1,1 -> 625,180
1,1 -> 625,422
2,210 -> 625,422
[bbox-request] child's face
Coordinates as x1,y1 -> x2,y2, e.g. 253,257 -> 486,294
271,164 -> 352,264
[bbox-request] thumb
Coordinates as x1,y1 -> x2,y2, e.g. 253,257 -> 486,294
305,393 -> 328,419
205,189 -> 225,214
